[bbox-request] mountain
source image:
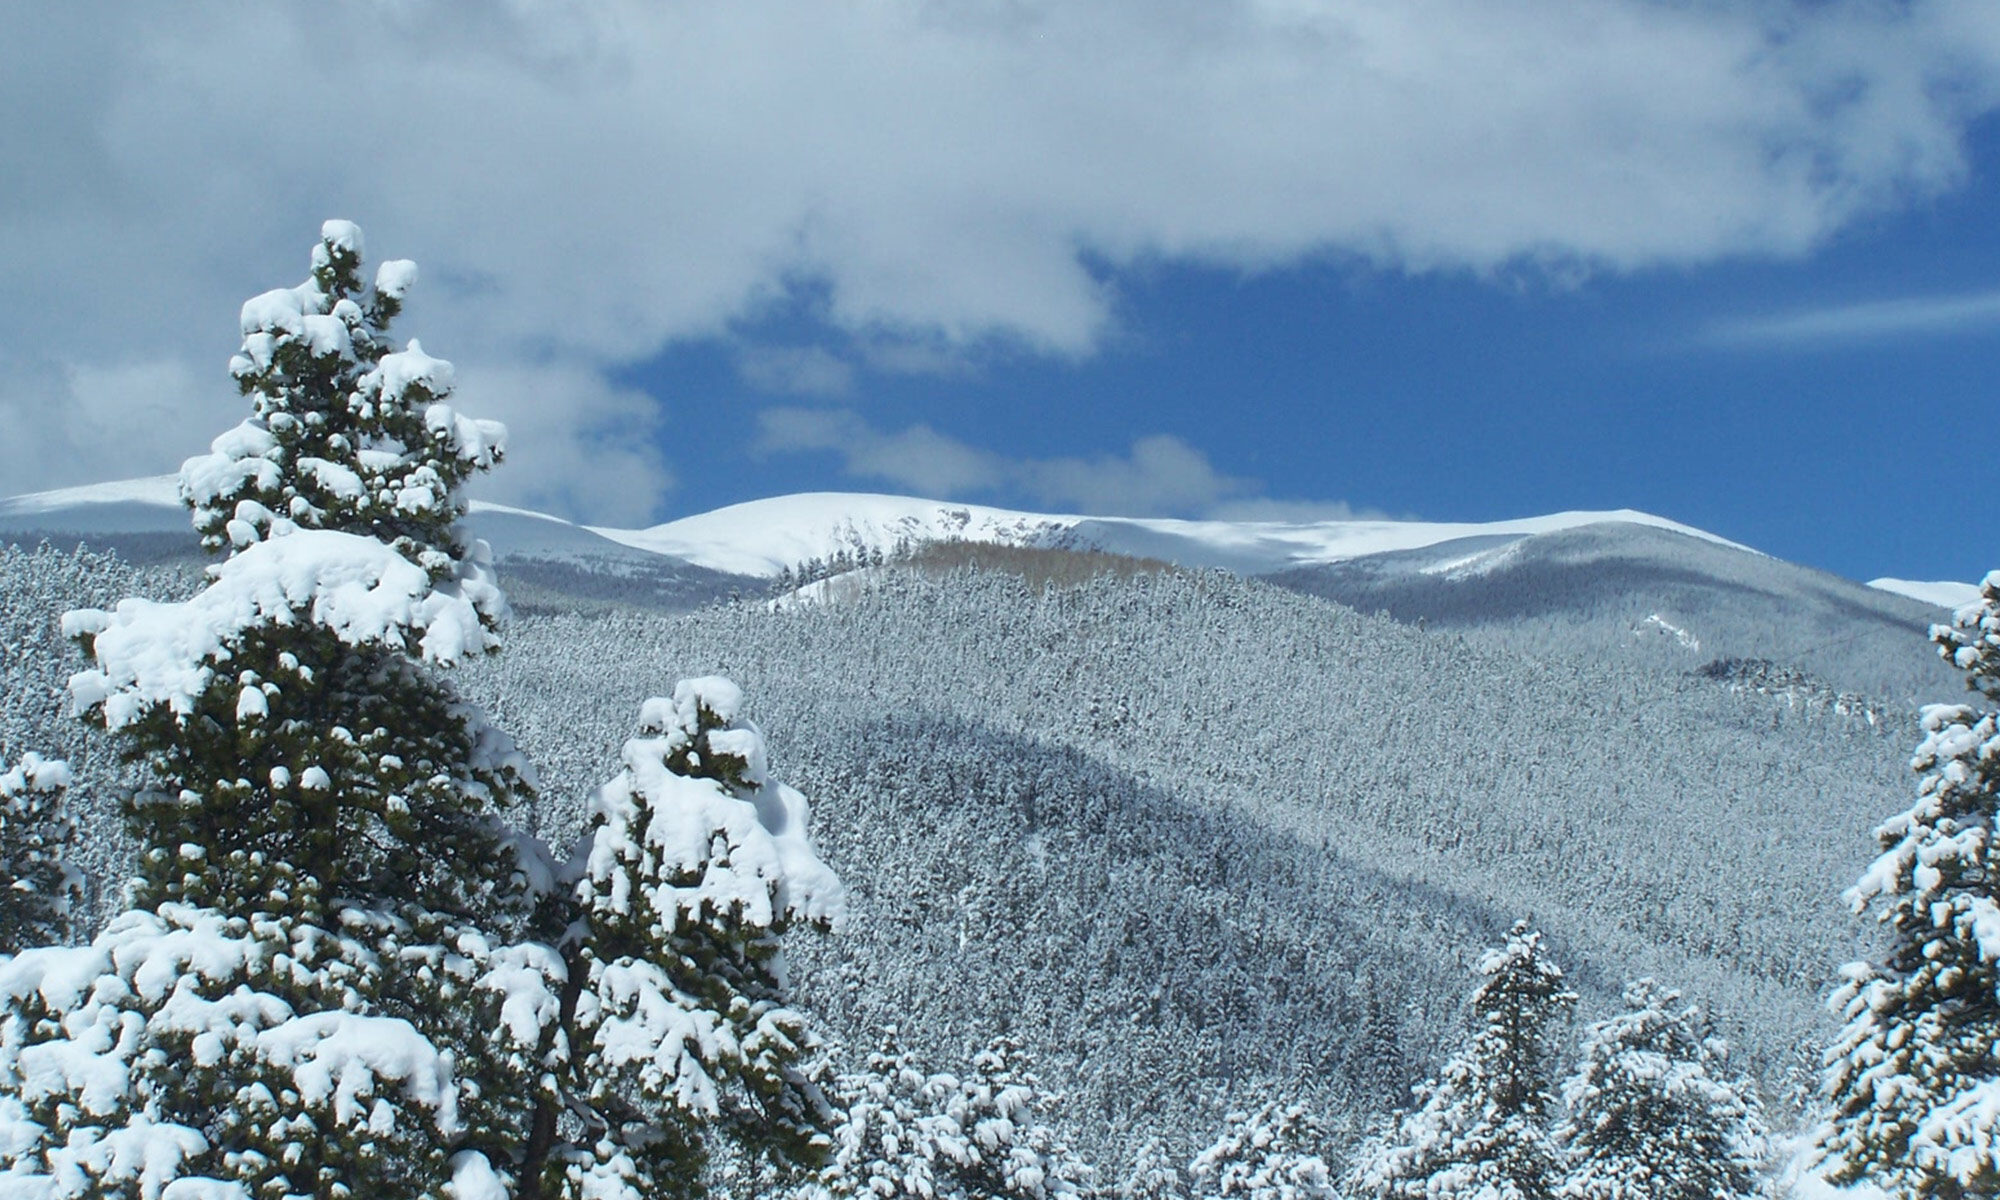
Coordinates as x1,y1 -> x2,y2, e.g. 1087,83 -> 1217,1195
1270,521 -> 1960,706
1868,577 -> 1984,609
0,477 -> 755,612
591,490 -> 1750,579
4,475 -> 1956,701
1,478 -> 1741,578
3,475 -> 1957,704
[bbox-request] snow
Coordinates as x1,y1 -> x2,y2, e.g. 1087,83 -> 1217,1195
1869,578 -> 1983,609
592,493 -> 1073,578
0,905 -> 475,1199
0,475 -> 184,517
65,529 -> 504,728
367,341 -> 456,405
0,475 -> 1867,590
0,754 -> 71,796
257,1010 -> 461,1133
576,677 -> 844,928
319,219 -> 364,256
1637,613 -> 1701,650
238,287 -> 312,338
589,492 -> 1758,579
297,457 -> 365,501
375,259 -> 419,300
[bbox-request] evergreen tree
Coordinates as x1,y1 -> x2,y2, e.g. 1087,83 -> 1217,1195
88,218 -> 525,926
0,221 -> 549,1199
187,219 -> 474,568
1556,979 -> 1768,1200
818,1028 -> 958,1200
552,676 -> 844,1198
0,752 -> 78,954
1349,921 -> 1575,1200
936,1036 -> 1092,1200
1120,1135 -> 1190,1200
813,1034 -> 1089,1200
1820,570 -> 2000,1197
1188,1100 -> 1334,1200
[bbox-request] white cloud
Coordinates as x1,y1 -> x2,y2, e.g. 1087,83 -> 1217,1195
1206,497 -> 1401,523
1708,287 -> 2000,347
1022,435 -> 1254,518
3,1 -> 2000,509
736,346 -> 856,397
754,408 -> 1008,500
754,407 -> 1254,516
457,362 -> 675,528
0,355 -> 233,495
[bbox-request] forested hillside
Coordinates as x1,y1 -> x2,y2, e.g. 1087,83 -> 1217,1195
0,525 -> 1939,1180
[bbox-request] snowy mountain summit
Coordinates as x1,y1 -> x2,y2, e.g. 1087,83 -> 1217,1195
0,477 -> 1750,581
584,491 -> 1751,579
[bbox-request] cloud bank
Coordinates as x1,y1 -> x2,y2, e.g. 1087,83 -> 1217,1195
1709,288 -> 2000,347
4,1 -> 2000,515
756,407 -> 1255,517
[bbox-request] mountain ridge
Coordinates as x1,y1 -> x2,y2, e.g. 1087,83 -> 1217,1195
0,474 -> 1796,579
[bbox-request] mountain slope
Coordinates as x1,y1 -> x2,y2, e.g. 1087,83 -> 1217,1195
3,476 -> 1953,706
1270,521 -> 1961,705
458,559 -> 1919,1161
1869,577 -> 1983,609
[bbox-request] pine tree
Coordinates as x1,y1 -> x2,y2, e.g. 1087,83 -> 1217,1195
0,220 -> 551,1199
1188,1100 -> 1334,1200
1349,921 -> 1575,1200
85,218 -> 525,926
936,1036 -> 1093,1200
552,676 -> 845,1198
818,1028 -> 959,1200
1120,1135 -> 1190,1200
813,1034 -> 1090,1200
1819,570 -> 2000,1198
0,752 -> 78,954
1556,979 -> 1768,1200
186,219 -> 477,568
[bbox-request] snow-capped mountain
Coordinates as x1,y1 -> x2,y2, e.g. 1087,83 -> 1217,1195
0,477 -> 1963,701
590,490 -> 1754,578
1,476 -> 1753,580
1868,577 -> 1984,610
0,476 -> 191,535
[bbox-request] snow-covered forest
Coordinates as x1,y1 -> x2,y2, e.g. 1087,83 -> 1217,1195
2,224 -> 1999,1198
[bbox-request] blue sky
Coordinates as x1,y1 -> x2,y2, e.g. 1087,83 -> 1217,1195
4,2 -> 1999,583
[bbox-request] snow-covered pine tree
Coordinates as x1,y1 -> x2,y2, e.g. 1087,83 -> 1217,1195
816,1028 -> 957,1200
0,753 -> 78,954
1819,569 -> 2000,1197
935,1036 -> 1093,1200
1121,1135 -> 1190,1200
0,222 -> 556,1199
1348,921 -> 1576,1200
554,676 -> 844,1198
1556,979 -> 1768,1200
185,219 -> 464,565
811,1034 -> 1089,1200
1188,1100 -> 1334,1200
137,218 -> 524,922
